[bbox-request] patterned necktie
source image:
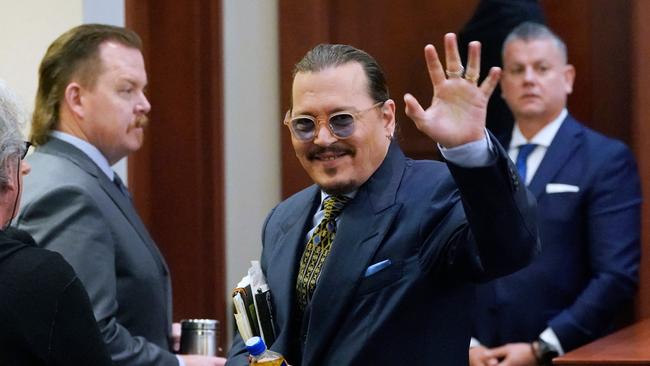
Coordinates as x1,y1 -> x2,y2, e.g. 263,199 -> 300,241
295,195 -> 350,312
516,143 -> 537,184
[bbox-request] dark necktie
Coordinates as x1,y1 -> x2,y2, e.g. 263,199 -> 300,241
295,195 -> 350,312
113,173 -> 131,199
516,143 -> 537,183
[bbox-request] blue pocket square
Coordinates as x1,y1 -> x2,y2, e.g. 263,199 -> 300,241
364,259 -> 392,277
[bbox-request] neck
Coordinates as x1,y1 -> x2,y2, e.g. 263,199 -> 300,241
516,110 -> 564,140
57,109 -> 91,143
517,119 -> 548,140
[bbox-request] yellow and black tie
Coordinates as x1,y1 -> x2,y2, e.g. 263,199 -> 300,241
296,195 -> 350,312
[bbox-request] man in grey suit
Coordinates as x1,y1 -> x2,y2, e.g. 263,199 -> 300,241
14,24 -> 224,366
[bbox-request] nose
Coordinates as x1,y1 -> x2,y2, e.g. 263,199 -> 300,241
138,92 -> 151,114
312,120 -> 337,146
20,161 -> 31,176
523,66 -> 536,82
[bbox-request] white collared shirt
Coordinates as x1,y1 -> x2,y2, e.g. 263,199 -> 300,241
49,131 -> 115,181
508,109 -> 567,186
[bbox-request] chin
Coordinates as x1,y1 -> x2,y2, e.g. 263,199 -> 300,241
317,179 -> 359,195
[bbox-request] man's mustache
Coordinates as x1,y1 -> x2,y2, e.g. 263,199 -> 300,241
307,144 -> 354,160
135,115 -> 149,128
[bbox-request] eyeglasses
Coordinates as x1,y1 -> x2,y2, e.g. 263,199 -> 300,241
20,141 -> 32,160
284,101 -> 385,142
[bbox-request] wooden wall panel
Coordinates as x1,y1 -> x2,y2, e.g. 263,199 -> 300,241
631,0 -> 650,320
542,0 -> 631,144
125,0 -> 226,349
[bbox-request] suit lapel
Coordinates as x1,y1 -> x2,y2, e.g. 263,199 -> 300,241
302,142 -> 405,365
97,171 -> 170,275
266,186 -> 320,352
528,116 -> 582,198
38,139 -> 170,275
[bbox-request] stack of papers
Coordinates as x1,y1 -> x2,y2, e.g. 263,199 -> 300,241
232,261 -> 277,345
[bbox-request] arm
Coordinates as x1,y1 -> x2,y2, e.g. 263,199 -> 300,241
548,145 -> 641,351
17,185 -> 179,366
50,273 -> 113,366
404,34 -> 538,280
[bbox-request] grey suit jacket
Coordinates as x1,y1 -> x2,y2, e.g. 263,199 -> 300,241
15,138 -> 178,366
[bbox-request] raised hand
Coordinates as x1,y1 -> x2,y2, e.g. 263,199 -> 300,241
404,33 -> 501,148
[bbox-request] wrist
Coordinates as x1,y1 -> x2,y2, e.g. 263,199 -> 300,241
531,338 -> 559,366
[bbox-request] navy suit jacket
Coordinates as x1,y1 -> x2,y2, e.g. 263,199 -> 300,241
227,138 -> 538,365
473,114 -> 642,352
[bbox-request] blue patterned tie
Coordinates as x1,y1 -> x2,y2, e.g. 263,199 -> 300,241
516,143 -> 537,183
296,195 -> 350,311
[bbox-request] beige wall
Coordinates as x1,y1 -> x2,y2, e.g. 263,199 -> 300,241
0,0 -> 128,177
0,1 -> 82,123
224,0 -> 281,345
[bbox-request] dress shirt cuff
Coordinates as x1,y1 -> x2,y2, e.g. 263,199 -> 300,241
540,327 -> 565,355
469,337 -> 482,348
438,129 -> 494,167
177,355 -> 186,366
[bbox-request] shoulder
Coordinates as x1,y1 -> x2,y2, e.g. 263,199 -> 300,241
566,117 -> 632,155
270,184 -> 318,214
401,158 -> 458,201
26,149 -> 98,186
21,151 -> 105,211
1,245 -> 76,307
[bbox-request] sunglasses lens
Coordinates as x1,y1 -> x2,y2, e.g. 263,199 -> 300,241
329,114 -> 355,138
291,117 -> 316,140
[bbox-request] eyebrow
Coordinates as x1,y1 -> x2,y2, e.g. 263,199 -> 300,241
292,105 -> 359,117
119,78 -> 148,90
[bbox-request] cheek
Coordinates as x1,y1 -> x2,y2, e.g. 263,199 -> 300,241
291,139 -> 307,158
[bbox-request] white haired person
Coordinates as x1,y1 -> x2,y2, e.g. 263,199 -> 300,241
0,80 -> 111,365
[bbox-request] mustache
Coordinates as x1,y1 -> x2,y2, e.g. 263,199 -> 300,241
134,115 -> 149,128
307,144 -> 353,160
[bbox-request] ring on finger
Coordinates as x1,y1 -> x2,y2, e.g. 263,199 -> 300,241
464,73 -> 479,83
445,66 -> 464,78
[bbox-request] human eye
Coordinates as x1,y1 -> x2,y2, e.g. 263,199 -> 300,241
118,86 -> 134,96
329,113 -> 355,137
506,65 -> 524,75
292,117 -> 315,132
329,113 -> 354,127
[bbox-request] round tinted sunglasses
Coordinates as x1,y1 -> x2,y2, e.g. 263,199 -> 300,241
284,101 -> 385,142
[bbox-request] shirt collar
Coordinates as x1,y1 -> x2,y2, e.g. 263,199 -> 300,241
49,131 -> 114,180
510,108 -> 567,149
319,190 -> 357,208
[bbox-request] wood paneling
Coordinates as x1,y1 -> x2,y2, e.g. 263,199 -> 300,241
554,318 -> 650,365
125,0 -> 226,349
631,0 -> 650,320
542,0 -> 631,144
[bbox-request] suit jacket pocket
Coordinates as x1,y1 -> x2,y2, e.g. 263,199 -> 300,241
357,256 -> 416,295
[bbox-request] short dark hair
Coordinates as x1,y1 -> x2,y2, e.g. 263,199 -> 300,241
503,21 -> 568,63
291,44 -> 389,107
31,24 -> 142,146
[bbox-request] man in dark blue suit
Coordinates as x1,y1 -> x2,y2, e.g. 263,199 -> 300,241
470,22 -> 641,366
226,34 -> 538,365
